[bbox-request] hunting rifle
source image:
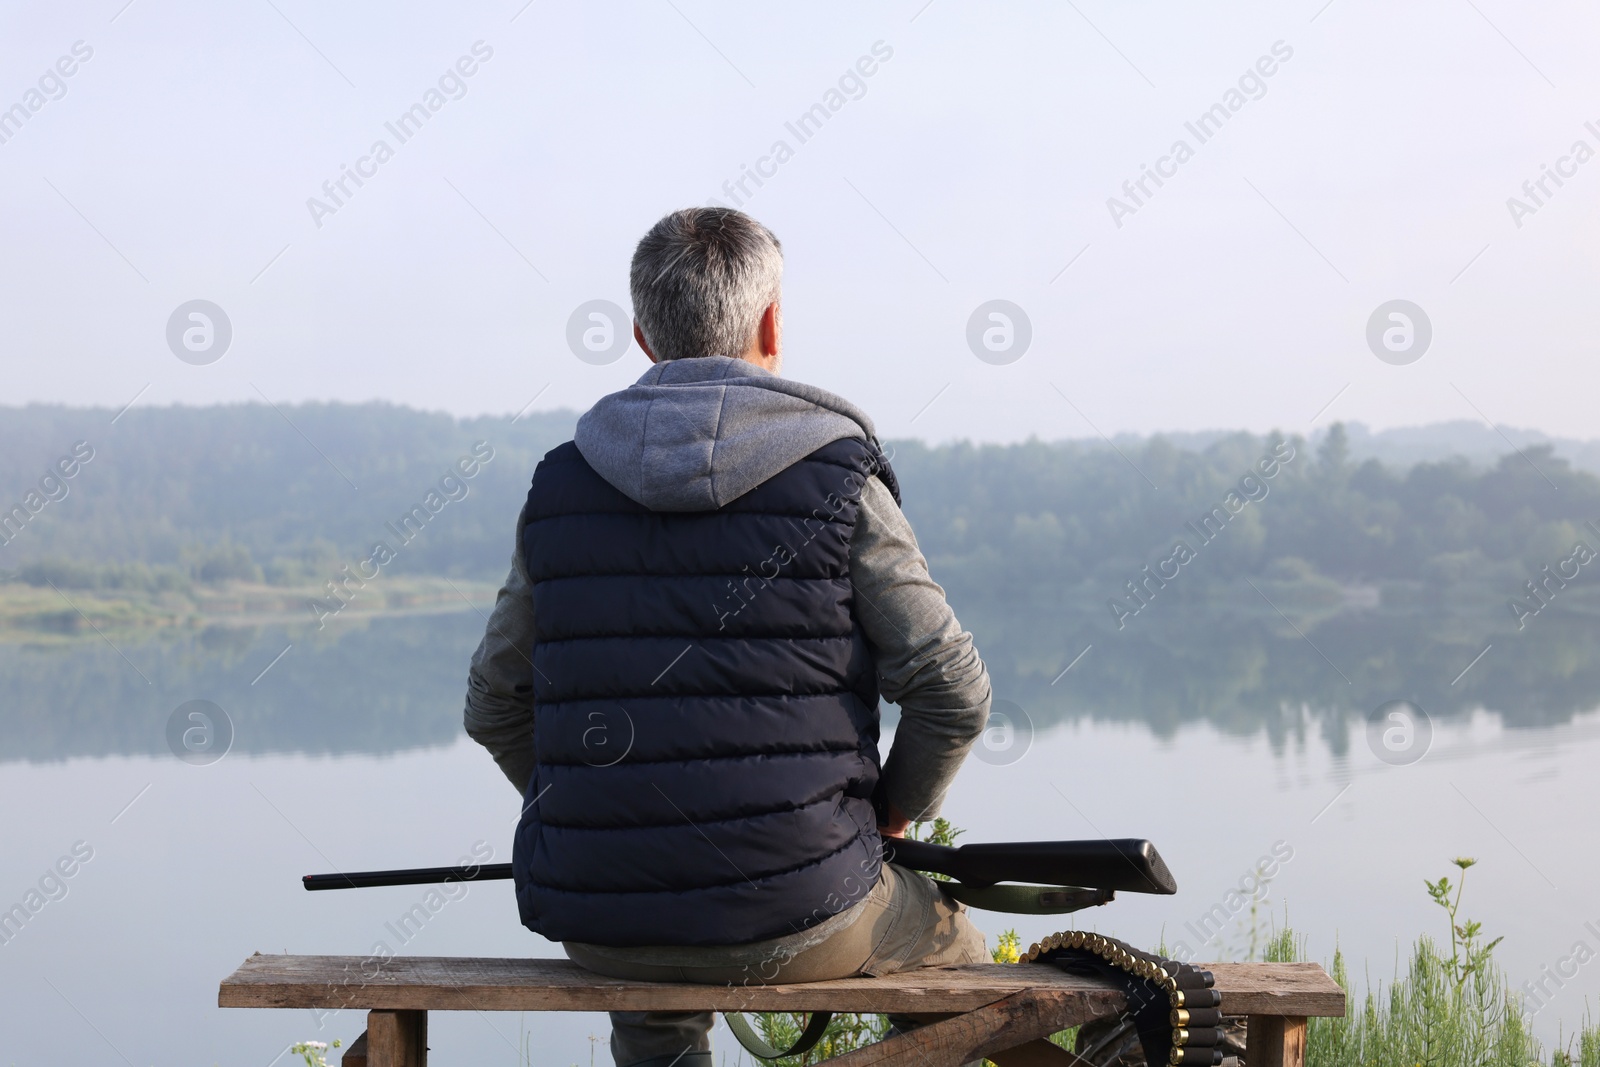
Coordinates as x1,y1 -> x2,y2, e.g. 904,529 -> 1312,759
302,836 -> 1176,915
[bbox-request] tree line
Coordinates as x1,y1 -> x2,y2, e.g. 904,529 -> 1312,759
3,406 -> 1596,629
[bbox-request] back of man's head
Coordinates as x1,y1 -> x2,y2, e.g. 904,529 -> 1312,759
630,207 -> 783,363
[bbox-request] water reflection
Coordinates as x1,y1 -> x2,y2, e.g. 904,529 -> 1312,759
970,596 -> 1600,751
0,612 -> 484,762
3,598 -> 1595,762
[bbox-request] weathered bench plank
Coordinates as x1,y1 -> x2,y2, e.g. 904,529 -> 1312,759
824,990 -> 1097,1067
217,954 -> 1344,1018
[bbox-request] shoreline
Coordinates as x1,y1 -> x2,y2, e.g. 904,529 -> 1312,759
0,575 -> 500,644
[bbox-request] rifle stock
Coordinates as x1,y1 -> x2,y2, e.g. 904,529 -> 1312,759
883,837 -> 1176,895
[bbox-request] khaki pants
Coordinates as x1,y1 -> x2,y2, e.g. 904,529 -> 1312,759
565,863 -> 989,1067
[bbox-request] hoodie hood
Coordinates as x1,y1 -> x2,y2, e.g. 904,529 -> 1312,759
574,356 -> 881,512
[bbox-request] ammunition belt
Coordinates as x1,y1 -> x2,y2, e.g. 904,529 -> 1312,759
1024,930 -> 1224,1066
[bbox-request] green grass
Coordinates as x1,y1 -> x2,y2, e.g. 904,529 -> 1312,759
1282,927 -> 1598,1066
1284,858 -> 1600,1066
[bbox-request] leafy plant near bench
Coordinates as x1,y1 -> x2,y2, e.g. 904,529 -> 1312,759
1292,858 -> 1598,1067
288,1039 -> 339,1067
1182,859 -> 1596,1067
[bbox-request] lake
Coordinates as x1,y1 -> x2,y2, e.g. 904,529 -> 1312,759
2,606 -> 1596,1066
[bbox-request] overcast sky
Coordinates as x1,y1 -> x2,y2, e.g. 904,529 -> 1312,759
2,0 -> 1596,444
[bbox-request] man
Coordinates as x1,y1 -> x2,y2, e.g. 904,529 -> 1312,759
464,206 -> 992,1067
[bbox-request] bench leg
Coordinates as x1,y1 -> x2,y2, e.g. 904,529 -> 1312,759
1247,1015 -> 1306,1067
341,1030 -> 368,1067
365,1010 -> 427,1067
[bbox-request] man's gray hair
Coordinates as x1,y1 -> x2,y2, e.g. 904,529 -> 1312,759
630,207 -> 783,362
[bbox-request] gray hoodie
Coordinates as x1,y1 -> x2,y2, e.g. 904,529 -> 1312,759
574,353 -> 883,511
462,356 -> 992,946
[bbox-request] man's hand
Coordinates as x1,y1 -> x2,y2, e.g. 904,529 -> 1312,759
877,800 -> 911,839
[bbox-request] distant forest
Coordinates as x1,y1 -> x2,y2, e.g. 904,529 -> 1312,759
1,403 -> 1597,628
893,430 -> 1600,618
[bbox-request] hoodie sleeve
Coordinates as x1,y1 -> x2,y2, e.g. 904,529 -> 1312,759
462,507 -> 539,794
850,475 -> 991,822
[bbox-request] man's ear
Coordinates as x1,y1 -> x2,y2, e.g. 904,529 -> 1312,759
633,321 -> 659,364
759,303 -> 780,357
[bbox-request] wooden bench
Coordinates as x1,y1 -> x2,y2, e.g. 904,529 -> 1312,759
219,954 -> 1345,1067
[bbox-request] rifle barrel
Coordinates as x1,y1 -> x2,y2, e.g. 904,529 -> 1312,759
303,863 -> 511,891
302,837 -> 1176,895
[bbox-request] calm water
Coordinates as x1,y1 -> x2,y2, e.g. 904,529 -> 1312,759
3,609 -> 1597,1066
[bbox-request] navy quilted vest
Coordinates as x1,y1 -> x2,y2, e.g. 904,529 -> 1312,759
510,436 -> 901,947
